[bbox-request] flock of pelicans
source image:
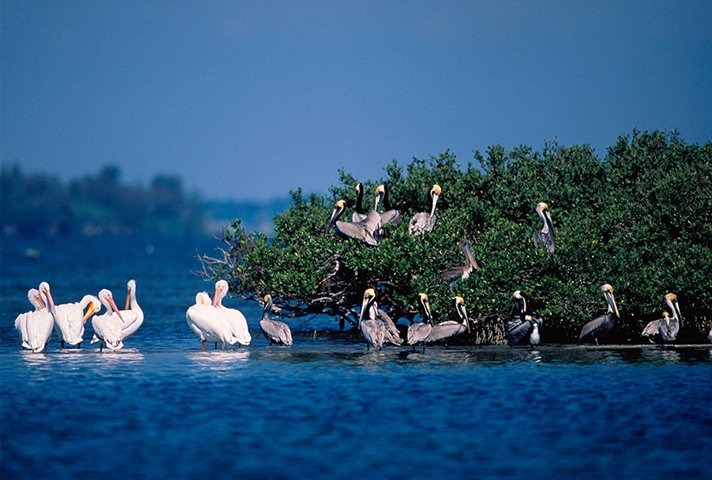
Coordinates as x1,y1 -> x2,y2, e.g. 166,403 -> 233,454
13,183 -> 712,353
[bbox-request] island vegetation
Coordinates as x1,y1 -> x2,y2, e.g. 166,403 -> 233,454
201,130 -> 712,343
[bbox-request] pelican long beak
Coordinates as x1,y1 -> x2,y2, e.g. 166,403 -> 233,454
358,294 -> 374,324
125,291 -> 131,311
544,209 -> 555,237
35,294 -> 46,310
430,192 -> 439,217
421,298 -> 432,323
212,288 -> 220,307
107,295 -> 124,321
83,302 -> 100,324
43,287 -> 58,317
327,207 -> 339,231
607,292 -> 620,318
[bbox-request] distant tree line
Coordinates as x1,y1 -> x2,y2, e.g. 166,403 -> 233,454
201,130 -> 712,343
1,164 -> 204,235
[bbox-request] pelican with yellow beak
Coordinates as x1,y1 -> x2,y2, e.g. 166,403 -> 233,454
327,199 -> 383,246
409,184 -> 441,235
641,293 -> 683,342
579,284 -> 619,344
358,288 -> 385,351
533,202 -> 555,253
260,294 -> 293,346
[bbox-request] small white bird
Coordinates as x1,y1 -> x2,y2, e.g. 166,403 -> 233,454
91,289 -> 127,351
15,288 -> 54,353
213,280 -> 251,346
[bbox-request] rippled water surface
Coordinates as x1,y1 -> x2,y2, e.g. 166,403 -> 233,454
2,235 -> 711,479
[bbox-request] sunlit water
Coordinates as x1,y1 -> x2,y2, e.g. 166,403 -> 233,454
2,235 -> 711,479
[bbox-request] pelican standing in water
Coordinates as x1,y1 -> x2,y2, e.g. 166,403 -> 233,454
260,294 -> 293,346
641,293 -> 683,343
91,289 -> 127,351
533,202 -> 555,253
47,282 -> 99,348
409,184 -> 441,235
186,291 -> 234,350
506,291 -> 543,347
425,297 -> 471,347
366,299 -> 402,346
435,240 -> 479,283
407,293 -> 433,352
213,280 -> 251,346
579,284 -> 619,345
357,288 -> 385,351
119,279 -> 144,343
15,288 -> 55,353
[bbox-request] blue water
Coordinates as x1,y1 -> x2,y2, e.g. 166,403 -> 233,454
2,235 -> 711,479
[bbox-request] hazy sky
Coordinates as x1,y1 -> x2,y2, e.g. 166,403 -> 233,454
2,1 -> 711,201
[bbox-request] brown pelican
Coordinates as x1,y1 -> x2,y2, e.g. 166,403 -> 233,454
407,293 -> 433,352
435,240 -> 479,283
579,284 -> 619,344
409,184 -> 441,235
425,296 -> 471,347
506,291 -> 543,347
352,183 -> 368,222
641,293 -> 682,342
533,202 -> 555,253
327,199 -> 383,246
260,294 -> 293,346
367,300 -> 402,346
358,288 -> 385,351
374,184 -> 401,226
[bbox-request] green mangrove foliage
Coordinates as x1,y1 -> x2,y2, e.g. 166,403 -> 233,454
201,130 -> 712,343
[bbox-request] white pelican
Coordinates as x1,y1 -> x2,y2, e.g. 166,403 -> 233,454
425,296 -> 470,347
119,279 -> 144,342
579,284 -> 619,344
91,289 -> 125,351
185,290 -> 234,351
358,288 -> 385,351
407,293 -> 433,352
213,280 -> 251,346
47,282 -> 97,348
260,294 -> 293,345
15,288 -> 54,352
533,202 -> 555,253
409,184 -> 441,235
641,293 -> 682,343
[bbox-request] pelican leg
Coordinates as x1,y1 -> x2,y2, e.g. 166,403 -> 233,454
201,341 -> 206,351
214,342 -> 218,350
422,344 -> 426,354
221,342 -> 225,350
61,340 -> 65,349
100,342 -> 104,353
78,342 -> 81,349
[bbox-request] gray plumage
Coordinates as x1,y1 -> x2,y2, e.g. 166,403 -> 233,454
425,297 -> 470,346
327,200 -> 383,246
408,293 -> 433,351
579,284 -> 619,345
435,240 -> 479,282
260,295 -> 292,346
358,289 -> 385,351
641,293 -> 682,343
533,202 -> 555,253
408,184 -> 440,235
368,302 -> 402,346
507,291 -> 543,346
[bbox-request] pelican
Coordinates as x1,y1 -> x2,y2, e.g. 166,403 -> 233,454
435,240 -> 479,283
367,300 -> 402,346
91,289 -> 126,351
641,293 -> 683,342
46,281 -> 100,348
407,293 -> 433,352
327,199 -> 383,246
409,184 -> 441,235
185,289 -> 234,351
119,279 -> 144,342
15,288 -> 54,352
506,291 -> 543,347
357,288 -> 385,351
579,284 -> 619,344
533,202 -> 555,253
260,294 -> 293,346
374,184 -> 401,226
708,324 -> 712,343
352,183 -> 368,222
213,280 -> 251,346
425,296 -> 471,346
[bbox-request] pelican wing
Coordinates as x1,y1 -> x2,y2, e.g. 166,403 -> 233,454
222,307 -> 252,345
15,312 -> 30,348
434,266 -> 465,282
335,220 -> 381,246
507,320 -> 533,346
408,213 -> 435,235
360,319 -> 385,350
376,309 -> 402,345
54,303 -> 86,345
186,304 -> 230,343
407,322 -> 432,345
426,321 -> 465,343
92,313 -> 124,349
380,209 -> 401,226
641,319 -> 662,338
260,319 -> 292,345
579,313 -> 614,342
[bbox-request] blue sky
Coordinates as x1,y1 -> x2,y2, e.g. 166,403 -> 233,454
2,0 -> 711,201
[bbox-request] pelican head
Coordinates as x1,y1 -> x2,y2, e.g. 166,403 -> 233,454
195,292 -> 211,305
82,296 -> 102,324
374,184 -> 386,211
665,292 -> 682,325
536,202 -> 549,214
453,296 -> 470,332
512,290 -> 527,315
263,294 -> 273,312
355,183 -> 363,195
99,288 -> 124,321
327,199 -> 346,231
212,280 -> 229,307
601,284 -> 619,318
358,288 -> 377,323
28,288 -> 45,310
126,279 -> 137,310
38,281 -> 57,317
430,184 -> 442,198
418,293 -> 432,322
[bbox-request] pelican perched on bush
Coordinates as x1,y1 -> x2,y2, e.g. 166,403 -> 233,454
425,296 -> 471,347
579,284 -> 619,344
327,199 -> 383,246
352,183 -> 367,222
641,293 -> 683,343
533,202 -> 555,253
409,184 -> 441,235
374,184 -> 401,226
506,291 -> 543,347
260,294 -> 293,346
408,293 -> 433,352
358,288 -> 385,351
15,288 -> 55,353
435,240 -> 479,283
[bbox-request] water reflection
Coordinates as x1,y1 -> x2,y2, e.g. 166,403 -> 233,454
19,350 -> 52,366
187,350 -> 250,372
95,350 -> 145,364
